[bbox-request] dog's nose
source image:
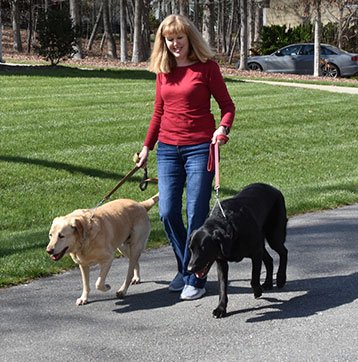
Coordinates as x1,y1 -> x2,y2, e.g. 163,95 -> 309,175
46,247 -> 54,255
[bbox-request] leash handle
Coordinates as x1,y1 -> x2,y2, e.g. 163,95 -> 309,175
214,141 -> 220,191
207,133 -> 229,185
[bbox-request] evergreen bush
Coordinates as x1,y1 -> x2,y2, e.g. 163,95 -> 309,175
34,6 -> 77,65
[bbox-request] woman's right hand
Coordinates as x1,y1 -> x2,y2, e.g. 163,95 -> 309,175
136,146 -> 149,168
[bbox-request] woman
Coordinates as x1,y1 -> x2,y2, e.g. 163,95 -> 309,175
136,14 -> 235,300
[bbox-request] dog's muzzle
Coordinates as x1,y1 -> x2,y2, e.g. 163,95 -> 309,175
47,246 -> 69,261
188,262 -> 211,279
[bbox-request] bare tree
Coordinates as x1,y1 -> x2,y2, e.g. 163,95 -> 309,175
179,0 -> 189,16
141,0 -> 151,60
226,0 -> 238,57
238,0 -> 248,70
103,0 -> 117,58
87,1 -> 103,51
132,0 -> 143,63
254,0 -> 264,45
248,0 -> 255,53
217,0 -> 226,53
192,0 -> 200,29
0,7 -> 3,62
26,0 -> 33,53
70,0 -> 83,59
326,0 -> 358,49
11,0 -> 23,52
119,0 -> 128,62
314,0 -> 322,77
171,0 -> 179,14
202,0 -> 215,48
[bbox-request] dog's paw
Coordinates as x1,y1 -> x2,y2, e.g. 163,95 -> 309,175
76,297 -> 88,306
253,287 -> 262,299
276,273 -> 287,289
131,277 -> 141,285
116,290 -> 126,299
262,281 -> 273,290
96,283 -> 111,292
212,307 -> 227,319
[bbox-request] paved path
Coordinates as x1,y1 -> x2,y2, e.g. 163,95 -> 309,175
1,204 -> 357,361
244,79 -> 358,94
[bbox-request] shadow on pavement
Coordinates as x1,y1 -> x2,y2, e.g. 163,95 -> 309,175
226,272 -> 358,322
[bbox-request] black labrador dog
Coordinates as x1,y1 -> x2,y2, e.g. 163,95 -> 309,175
188,183 -> 288,318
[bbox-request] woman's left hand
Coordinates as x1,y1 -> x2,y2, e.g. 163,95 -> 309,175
212,126 -> 229,145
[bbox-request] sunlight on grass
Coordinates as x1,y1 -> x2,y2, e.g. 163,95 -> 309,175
0,66 -> 357,287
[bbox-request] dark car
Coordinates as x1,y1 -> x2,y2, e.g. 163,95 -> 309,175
238,43 -> 358,77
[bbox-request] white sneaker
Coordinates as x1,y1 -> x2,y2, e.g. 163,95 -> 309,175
180,285 -> 206,300
168,272 -> 185,292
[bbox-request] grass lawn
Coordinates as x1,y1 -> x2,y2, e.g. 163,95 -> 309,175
0,65 -> 357,287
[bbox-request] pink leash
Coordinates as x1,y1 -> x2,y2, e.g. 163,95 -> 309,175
207,134 -> 229,218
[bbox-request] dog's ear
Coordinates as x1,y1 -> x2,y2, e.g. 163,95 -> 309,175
71,217 -> 85,241
213,228 -> 232,259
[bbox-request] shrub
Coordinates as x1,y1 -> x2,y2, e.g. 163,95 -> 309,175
34,6 -> 77,65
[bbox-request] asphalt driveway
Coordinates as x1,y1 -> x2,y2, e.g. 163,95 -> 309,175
1,204 -> 357,361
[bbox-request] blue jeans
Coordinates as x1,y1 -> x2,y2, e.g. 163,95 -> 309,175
157,142 -> 214,288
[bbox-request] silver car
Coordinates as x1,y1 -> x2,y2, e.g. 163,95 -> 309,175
239,43 -> 358,77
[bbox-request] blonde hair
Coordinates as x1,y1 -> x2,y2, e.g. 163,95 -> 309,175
148,14 -> 215,74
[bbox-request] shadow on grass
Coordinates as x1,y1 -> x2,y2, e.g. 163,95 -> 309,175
0,155 -> 145,183
0,231 -> 46,258
0,63 -> 156,80
0,63 -> 247,83
0,155 -> 238,196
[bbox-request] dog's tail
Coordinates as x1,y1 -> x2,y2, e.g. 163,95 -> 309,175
140,193 -> 159,211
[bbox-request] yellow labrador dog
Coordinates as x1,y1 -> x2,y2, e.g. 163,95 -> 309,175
46,193 -> 158,305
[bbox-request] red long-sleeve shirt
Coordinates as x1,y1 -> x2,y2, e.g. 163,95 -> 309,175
144,60 -> 235,150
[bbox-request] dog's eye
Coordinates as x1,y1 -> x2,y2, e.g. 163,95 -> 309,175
58,234 -> 64,239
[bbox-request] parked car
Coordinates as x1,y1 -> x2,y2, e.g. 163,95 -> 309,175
238,43 -> 358,78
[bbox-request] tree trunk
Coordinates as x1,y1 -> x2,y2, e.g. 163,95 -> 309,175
171,0 -> 179,14
87,1 -> 103,51
202,0 -> 215,48
103,0 -> 117,58
179,0 -> 189,16
0,8 -> 3,62
254,1 -> 263,45
119,0 -> 128,62
26,0 -> 33,53
126,0 -> 134,43
248,0 -> 255,54
218,0 -> 226,53
313,0 -> 321,77
11,0 -> 23,53
229,28 -> 240,64
337,2 -> 344,49
70,0 -> 83,59
132,0 -> 143,63
238,0 -> 248,71
141,0 -> 151,60
226,0 -> 237,56
193,0 -> 200,30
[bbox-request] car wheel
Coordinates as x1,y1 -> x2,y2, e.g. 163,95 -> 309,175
321,63 -> 340,78
248,62 -> 263,71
